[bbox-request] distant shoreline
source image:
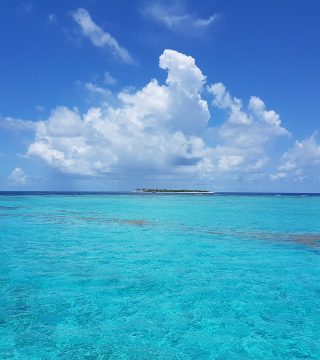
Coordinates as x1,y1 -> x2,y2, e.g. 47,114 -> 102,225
134,188 -> 213,193
1,191 -> 319,196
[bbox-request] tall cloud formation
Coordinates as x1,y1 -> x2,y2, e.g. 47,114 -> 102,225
27,49 -> 296,182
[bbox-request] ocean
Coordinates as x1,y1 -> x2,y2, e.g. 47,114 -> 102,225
1,193 -> 320,359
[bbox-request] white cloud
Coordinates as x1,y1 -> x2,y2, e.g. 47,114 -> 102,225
8,167 -> 27,185
27,50 -> 211,177
279,134 -> 320,174
104,71 -> 116,85
25,49 -> 292,184
209,82 -> 251,125
248,96 -> 289,136
141,3 -> 218,34
142,3 -> 187,29
207,82 -> 290,173
71,8 -> 134,64
270,172 -> 287,181
48,13 -> 57,24
209,82 -> 290,135
0,116 -> 35,131
193,15 -> 218,28
85,82 -> 112,98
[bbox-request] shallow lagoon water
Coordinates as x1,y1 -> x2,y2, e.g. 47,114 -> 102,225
1,193 -> 320,359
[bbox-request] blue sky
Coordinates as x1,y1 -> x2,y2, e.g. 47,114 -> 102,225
1,0 -> 320,191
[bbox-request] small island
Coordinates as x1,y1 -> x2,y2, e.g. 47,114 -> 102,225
135,188 -> 212,193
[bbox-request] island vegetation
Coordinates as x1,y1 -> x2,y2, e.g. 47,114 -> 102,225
135,188 -> 211,193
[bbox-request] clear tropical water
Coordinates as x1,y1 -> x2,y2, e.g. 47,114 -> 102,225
1,193 -> 320,359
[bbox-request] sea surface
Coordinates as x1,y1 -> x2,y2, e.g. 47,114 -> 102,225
1,192 -> 320,359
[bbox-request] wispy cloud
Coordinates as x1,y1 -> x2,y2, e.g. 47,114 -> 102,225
141,2 -> 218,34
48,13 -> 57,24
35,105 -> 45,112
85,82 -> 113,98
8,167 -> 28,185
71,8 -> 135,65
193,15 -> 217,28
0,116 -> 35,131
16,2 -> 33,16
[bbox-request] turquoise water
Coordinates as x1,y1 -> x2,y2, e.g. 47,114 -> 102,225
1,193 -> 320,359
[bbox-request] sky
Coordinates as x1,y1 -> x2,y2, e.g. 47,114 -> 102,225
0,0 -> 320,192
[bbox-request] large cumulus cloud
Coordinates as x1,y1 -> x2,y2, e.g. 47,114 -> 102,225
27,49 -> 290,181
